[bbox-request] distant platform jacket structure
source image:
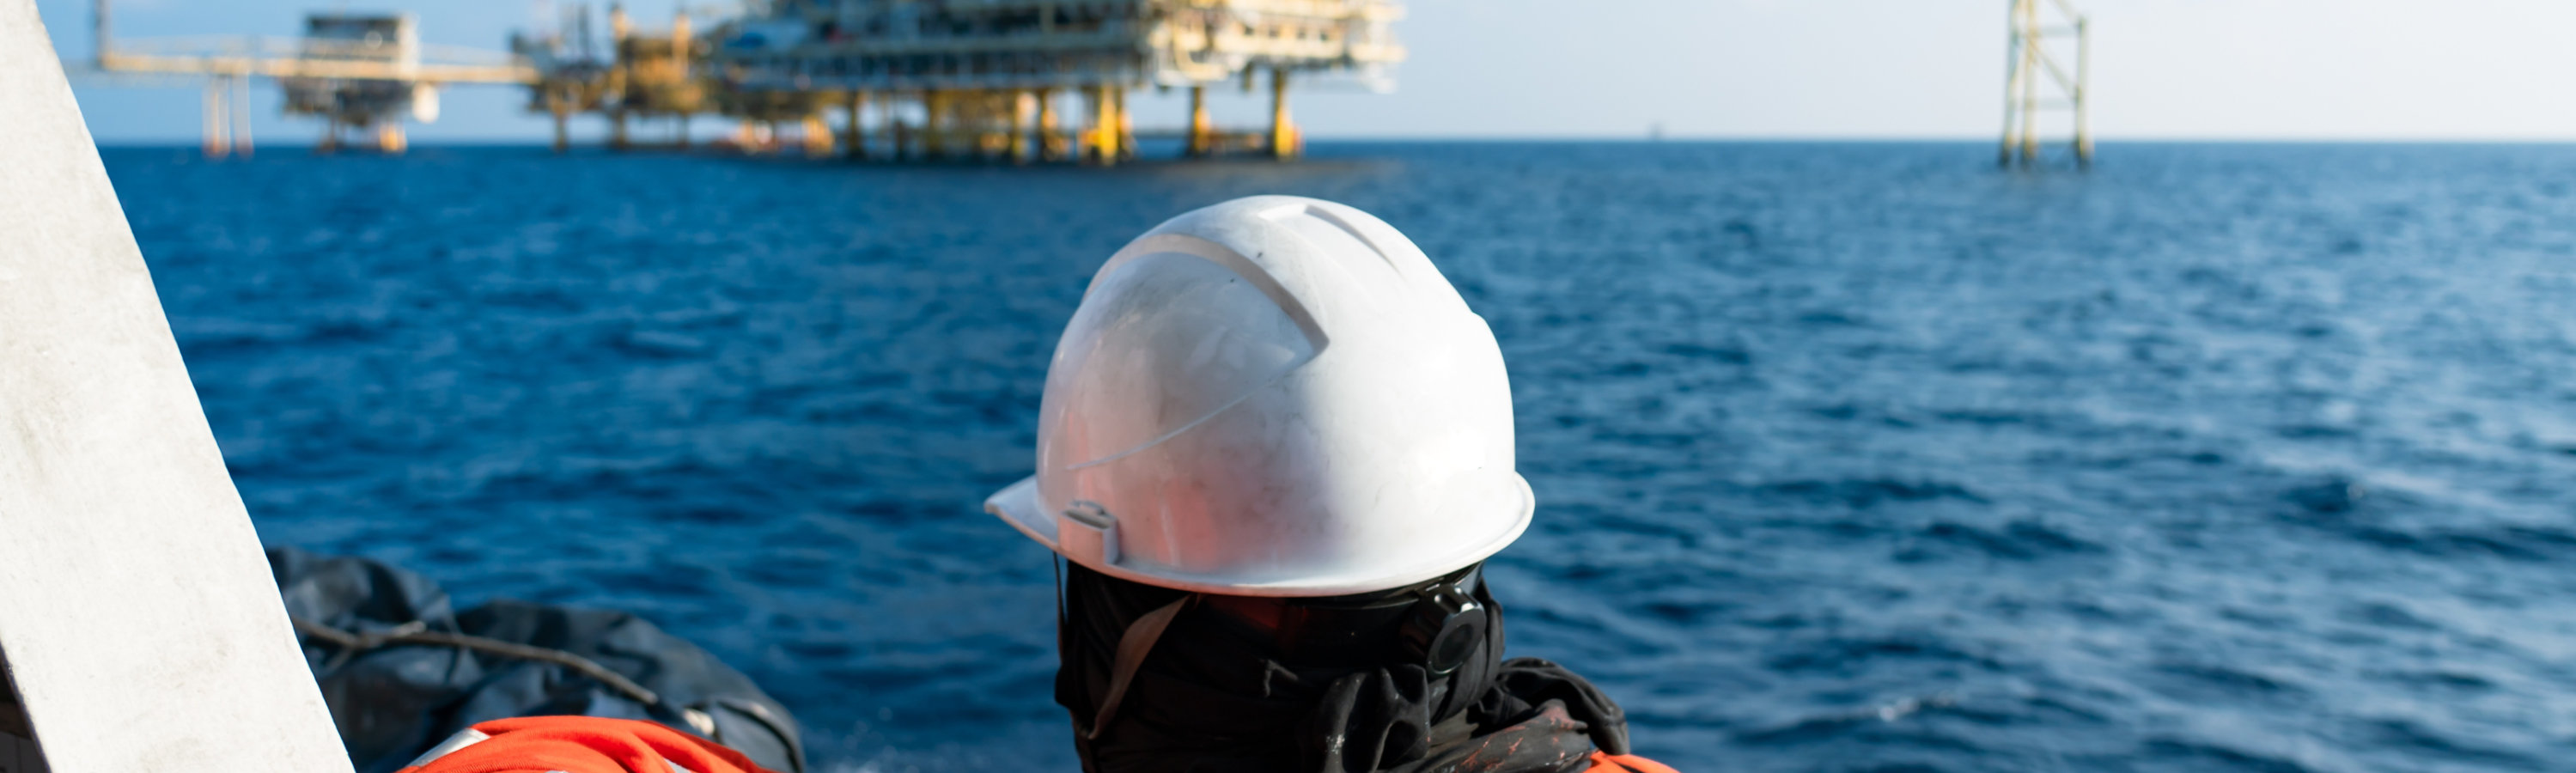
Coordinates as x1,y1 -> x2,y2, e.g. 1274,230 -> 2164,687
79,2 -> 534,156
1999,0 -> 2091,167
524,0 -> 1407,163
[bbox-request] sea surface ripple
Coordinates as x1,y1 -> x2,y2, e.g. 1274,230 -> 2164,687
107,142 -> 2576,772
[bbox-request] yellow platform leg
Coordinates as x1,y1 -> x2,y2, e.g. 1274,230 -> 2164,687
802,115 -> 833,157
1090,85 -> 1120,167
1269,67 -> 1300,161
1186,84 -> 1210,158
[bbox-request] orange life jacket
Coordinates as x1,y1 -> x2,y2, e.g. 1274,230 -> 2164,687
397,715 -> 778,773
1585,749 -> 1684,773
404,715 -> 1680,773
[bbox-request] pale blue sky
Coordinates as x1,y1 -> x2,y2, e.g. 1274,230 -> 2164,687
31,0 -> 2576,143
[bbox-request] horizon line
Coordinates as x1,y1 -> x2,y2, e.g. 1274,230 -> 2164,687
84,136 -> 2576,149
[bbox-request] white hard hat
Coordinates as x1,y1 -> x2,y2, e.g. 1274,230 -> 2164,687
984,195 -> 1533,597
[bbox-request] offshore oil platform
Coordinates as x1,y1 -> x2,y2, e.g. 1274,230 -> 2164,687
80,3 -> 533,156
77,0 -> 1407,164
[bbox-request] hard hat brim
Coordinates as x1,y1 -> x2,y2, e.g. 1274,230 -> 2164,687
983,473 -> 1535,598
985,476 -> 1058,546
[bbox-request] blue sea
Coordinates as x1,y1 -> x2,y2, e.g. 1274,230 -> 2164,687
106,142 -> 2576,772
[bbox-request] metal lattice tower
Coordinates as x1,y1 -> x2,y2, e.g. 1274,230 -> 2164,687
2000,0 -> 2090,167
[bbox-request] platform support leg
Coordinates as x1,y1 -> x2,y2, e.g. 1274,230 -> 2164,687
924,90 -> 947,160
2074,18 -> 2093,167
550,93 -> 570,155
802,114 -> 833,157
1116,88 -> 1135,161
1011,90 -> 1036,164
1037,89 -> 1062,161
1186,84 -> 1210,158
1089,85 -> 1122,166
230,75 -> 253,157
844,91 -> 868,160
201,77 -> 228,159
1269,67 -> 1298,161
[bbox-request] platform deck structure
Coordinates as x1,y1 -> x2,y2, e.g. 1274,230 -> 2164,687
78,2 -> 536,155
529,0 -> 1406,163
515,5 -> 719,154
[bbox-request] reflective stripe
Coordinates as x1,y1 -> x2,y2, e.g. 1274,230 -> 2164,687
405,729 -> 697,773
404,727 -> 698,773
405,728 -> 492,769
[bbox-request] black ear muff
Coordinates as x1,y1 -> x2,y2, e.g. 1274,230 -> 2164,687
1399,584 -> 1488,676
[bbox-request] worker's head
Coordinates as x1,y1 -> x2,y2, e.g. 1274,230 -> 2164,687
984,196 -> 1537,769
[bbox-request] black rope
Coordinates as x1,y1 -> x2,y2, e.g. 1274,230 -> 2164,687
289,616 -> 662,708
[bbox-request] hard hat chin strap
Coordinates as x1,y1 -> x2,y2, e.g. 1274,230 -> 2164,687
1081,591 -> 1197,740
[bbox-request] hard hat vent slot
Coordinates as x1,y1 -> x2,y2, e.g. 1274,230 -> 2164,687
1264,203 -> 1410,291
